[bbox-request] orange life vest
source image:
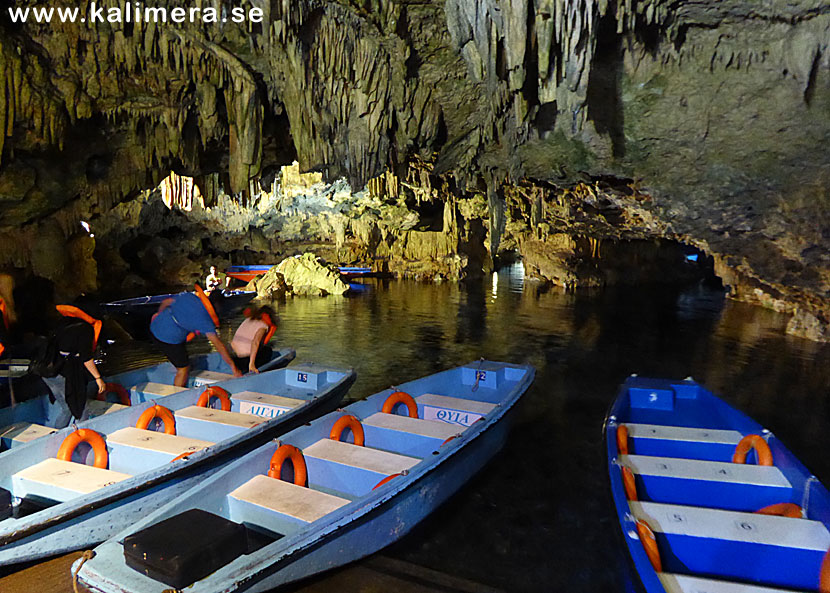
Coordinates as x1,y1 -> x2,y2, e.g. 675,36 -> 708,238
186,284 -> 220,342
56,305 -> 102,351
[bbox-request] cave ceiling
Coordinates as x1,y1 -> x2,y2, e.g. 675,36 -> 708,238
0,0 -> 828,333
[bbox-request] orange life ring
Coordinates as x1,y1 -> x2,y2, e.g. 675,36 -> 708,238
372,473 -> 402,490
197,386 -> 232,411
96,382 -> 131,406
755,503 -> 802,518
329,415 -> 364,446
170,450 -> 198,463
617,424 -> 629,455
267,444 -> 307,487
732,434 -> 773,466
820,549 -> 830,593
382,391 -> 418,418
622,466 -> 638,501
57,428 -> 108,469
136,405 -> 177,435
636,519 -> 662,573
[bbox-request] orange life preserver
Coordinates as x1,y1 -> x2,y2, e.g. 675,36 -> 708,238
636,519 -> 662,573
372,473 -> 402,490
267,444 -> 307,486
820,549 -> 830,593
616,425 -> 629,455
57,428 -> 108,469
382,391 -> 418,418
56,305 -> 102,351
0,297 -> 9,331
755,503 -> 802,518
96,382 -> 131,406
194,284 -> 219,328
136,404 -> 176,435
261,312 -> 276,344
622,466 -> 638,501
196,386 -> 232,411
329,415 -> 364,446
732,434 -> 773,466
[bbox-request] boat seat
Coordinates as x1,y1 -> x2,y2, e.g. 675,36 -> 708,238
86,400 -> 129,418
303,439 -> 419,497
622,454 -> 793,511
106,427 -> 214,474
190,370 -> 234,387
362,412 -> 461,458
621,423 -> 743,462
415,393 -> 496,426
229,474 -> 349,526
131,382 -> 188,399
12,458 -> 131,502
174,406 -> 264,442
631,501 -> 830,590
659,573 -> 801,593
0,422 -> 58,449
231,391 -> 304,419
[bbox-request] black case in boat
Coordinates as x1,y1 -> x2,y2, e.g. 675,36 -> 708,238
123,509 -> 249,589
0,487 -> 11,521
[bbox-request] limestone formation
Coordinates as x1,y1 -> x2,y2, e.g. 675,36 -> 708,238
276,253 -> 349,296
0,1 -> 828,338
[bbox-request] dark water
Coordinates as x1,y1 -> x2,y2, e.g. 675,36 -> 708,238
101,266 -> 830,592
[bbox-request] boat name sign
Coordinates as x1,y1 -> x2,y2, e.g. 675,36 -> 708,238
238,403 -> 292,419
423,406 -> 482,426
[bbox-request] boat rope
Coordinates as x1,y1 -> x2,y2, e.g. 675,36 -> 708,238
72,550 -> 96,593
803,475 -> 820,516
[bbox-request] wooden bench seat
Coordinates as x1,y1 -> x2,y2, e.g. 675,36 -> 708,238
230,474 -> 349,524
659,573 -> 800,593
625,423 -> 743,445
85,400 -> 129,418
107,427 -> 213,456
363,412 -> 460,440
131,382 -> 188,398
190,370 -> 234,386
623,454 -> 791,488
0,422 -> 58,449
13,458 -> 131,501
621,423 -> 744,461
415,393 -> 495,426
231,391 -> 304,419
304,439 -> 419,475
175,406 -> 264,429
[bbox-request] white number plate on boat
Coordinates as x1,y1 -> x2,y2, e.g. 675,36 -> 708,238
423,406 -> 482,426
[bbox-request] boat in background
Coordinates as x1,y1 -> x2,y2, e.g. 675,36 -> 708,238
77,361 -> 535,593
0,360 -> 354,565
225,265 -> 274,284
606,375 -> 830,593
0,349 -> 295,454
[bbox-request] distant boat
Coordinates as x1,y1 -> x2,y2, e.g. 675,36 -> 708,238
100,289 -> 256,340
0,355 -> 356,565
606,375 -> 830,593
225,265 -> 274,284
76,361 -> 535,592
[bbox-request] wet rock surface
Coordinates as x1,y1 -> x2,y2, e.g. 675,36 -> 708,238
0,1 -> 827,338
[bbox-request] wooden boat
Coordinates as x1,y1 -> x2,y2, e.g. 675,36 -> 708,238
338,266 -> 373,280
100,289 -> 256,341
76,360 -> 535,593
225,265 -> 273,283
0,349 -> 296,450
605,375 -> 830,593
0,359 -> 354,565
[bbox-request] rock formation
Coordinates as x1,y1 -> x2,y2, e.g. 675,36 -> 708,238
0,1 -> 827,339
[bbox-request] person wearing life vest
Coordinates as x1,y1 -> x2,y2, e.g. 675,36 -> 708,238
205,266 -> 228,293
150,285 -> 243,387
230,306 -> 277,374
39,304 -> 107,427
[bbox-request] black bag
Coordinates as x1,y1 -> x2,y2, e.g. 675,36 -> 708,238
28,334 -> 64,378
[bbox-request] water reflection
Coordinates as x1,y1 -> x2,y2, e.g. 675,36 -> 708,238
100,275 -> 830,592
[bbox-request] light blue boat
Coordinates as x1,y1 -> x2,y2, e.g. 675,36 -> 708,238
76,361 -> 535,593
0,358 -> 355,565
0,349 -> 296,448
606,375 -> 830,593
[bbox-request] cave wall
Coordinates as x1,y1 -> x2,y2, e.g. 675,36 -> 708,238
0,0 -> 828,339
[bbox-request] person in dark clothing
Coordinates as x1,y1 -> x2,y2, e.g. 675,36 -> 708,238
42,312 -> 107,428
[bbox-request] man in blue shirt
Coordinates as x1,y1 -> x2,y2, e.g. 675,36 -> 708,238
150,289 -> 243,386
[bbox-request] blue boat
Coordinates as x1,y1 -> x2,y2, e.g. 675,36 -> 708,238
0,349 -> 296,449
76,361 -> 535,592
606,375 -> 830,593
0,359 -> 355,565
